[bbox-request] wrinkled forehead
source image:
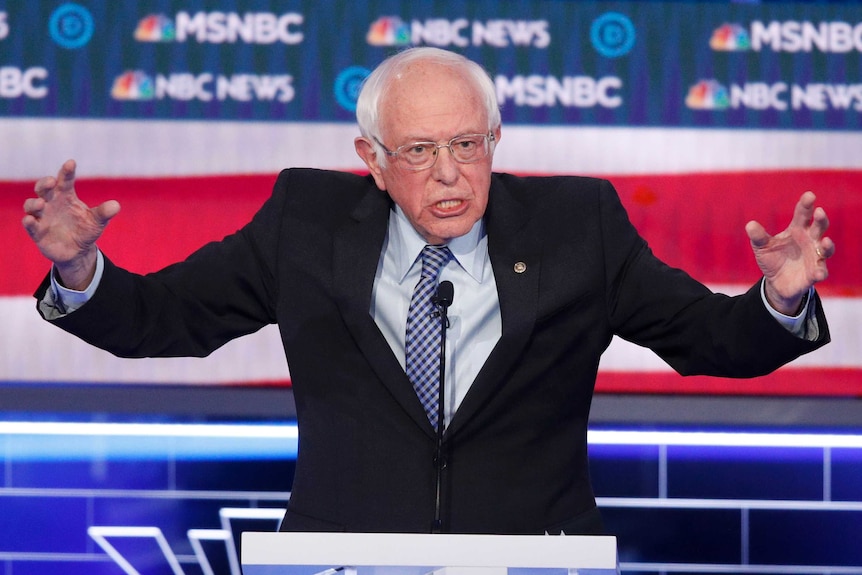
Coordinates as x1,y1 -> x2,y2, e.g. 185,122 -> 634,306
378,61 -> 487,136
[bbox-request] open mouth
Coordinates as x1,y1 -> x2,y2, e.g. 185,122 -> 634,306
434,199 -> 466,211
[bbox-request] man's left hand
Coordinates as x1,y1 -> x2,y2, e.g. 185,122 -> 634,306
745,191 -> 834,316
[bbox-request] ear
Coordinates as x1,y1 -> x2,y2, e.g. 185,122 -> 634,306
354,137 -> 387,191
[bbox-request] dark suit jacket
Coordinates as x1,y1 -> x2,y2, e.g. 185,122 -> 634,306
37,169 -> 829,534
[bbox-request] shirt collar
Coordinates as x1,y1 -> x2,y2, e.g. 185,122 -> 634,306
390,205 -> 488,284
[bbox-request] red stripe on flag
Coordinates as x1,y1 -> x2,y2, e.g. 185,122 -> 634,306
2,175 -> 274,295
3,169 -> 859,295
608,169 -> 861,297
596,367 -> 862,397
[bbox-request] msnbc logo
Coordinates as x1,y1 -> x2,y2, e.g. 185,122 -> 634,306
711,21 -> 862,53
685,79 -> 730,110
710,23 -> 751,51
132,11 -> 303,44
135,14 -> 175,42
111,71 -> 154,100
367,16 -> 411,46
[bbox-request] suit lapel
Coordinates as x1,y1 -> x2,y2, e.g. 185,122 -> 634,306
447,175 -> 542,435
332,183 -> 437,436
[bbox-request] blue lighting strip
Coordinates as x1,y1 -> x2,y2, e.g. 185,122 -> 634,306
588,429 -> 862,449
0,421 -> 299,461
2,422 -> 862,461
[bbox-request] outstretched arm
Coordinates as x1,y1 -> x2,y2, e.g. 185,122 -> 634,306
746,191 -> 834,316
22,160 -> 120,290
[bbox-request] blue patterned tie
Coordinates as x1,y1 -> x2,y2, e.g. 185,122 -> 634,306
405,245 -> 452,429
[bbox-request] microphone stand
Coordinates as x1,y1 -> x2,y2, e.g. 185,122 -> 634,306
431,280 -> 453,533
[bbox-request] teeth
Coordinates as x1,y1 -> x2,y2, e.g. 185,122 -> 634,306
437,200 -> 461,209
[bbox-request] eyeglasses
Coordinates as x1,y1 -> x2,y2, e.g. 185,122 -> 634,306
374,132 -> 496,171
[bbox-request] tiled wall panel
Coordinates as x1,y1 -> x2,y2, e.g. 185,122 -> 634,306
9,458 -> 172,490
174,458 -> 295,492
749,509 -> 862,566
602,507 -> 742,564
0,496 -> 90,553
666,446 -> 825,500
831,448 -> 862,501
588,445 -> 660,498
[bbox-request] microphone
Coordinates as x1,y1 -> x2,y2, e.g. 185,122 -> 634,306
431,280 -> 453,533
431,280 -> 453,322
433,280 -> 454,309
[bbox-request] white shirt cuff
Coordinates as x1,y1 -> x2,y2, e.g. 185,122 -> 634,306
45,250 -> 105,315
760,282 -> 818,340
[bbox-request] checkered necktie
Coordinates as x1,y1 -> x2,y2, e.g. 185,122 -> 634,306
405,245 -> 452,429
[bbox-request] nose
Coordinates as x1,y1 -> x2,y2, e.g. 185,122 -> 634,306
431,145 -> 459,184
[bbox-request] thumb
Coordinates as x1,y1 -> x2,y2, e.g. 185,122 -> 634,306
745,220 -> 770,249
93,200 -> 121,226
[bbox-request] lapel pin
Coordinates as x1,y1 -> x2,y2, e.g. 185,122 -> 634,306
513,261 -> 527,274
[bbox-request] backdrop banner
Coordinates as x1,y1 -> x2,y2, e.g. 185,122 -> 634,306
2,1 -> 859,395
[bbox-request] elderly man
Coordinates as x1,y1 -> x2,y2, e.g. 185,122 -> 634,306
23,47 -> 832,535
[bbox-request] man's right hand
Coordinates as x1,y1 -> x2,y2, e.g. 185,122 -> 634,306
22,159 -> 121,291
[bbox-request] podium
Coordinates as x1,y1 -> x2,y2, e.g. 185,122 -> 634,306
241,532 -> 619,575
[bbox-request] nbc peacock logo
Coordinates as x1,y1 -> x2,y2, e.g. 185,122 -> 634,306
367,16 -> 411,46
110,71 -> 155,100
134,14 -> 175,42
685,79 -> 730,110
710,23 -> 751,51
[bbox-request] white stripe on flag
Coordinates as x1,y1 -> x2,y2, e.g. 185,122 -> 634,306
3,119 -> 862,180
1,296 -> 289,384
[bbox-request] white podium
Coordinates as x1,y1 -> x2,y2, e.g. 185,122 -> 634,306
241,532 -> 619,575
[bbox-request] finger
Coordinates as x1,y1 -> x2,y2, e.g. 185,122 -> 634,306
23,197 -> 46,216
21,213 -> 40,237
21,207 -> 47,238
745,219 -> 770,248
812,247 -> 830,282
809,206 -> 829,239
22,197 -> 48,238
55,159 -> 77,193
818,236 -> 835,259
812,235 -> 834,283
92,199 -> 121,225
790,191 -> 816,229
34,175 -> 57,198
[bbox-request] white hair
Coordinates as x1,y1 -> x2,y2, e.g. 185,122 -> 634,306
355,47 -> 501,166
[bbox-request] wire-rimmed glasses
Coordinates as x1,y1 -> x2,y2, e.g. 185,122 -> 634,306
374,132 -> 496,171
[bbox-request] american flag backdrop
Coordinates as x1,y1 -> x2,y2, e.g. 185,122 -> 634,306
1,1 -> 860,397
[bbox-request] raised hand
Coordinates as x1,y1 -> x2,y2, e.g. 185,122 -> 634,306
22,159 -> 121,290
745,191 -> 834,316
